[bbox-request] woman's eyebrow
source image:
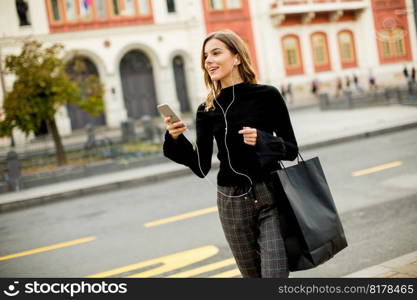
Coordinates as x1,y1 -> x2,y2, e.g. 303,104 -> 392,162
204,47 -> 222,55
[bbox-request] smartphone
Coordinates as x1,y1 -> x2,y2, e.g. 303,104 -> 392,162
157,104 -> 181,123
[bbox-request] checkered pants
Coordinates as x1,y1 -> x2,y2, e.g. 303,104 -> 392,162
217,180 -> 289,278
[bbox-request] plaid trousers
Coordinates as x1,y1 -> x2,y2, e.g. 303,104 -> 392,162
217,180 -> 289,278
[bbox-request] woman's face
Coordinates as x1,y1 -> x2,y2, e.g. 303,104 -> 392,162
203,38 -> 238,84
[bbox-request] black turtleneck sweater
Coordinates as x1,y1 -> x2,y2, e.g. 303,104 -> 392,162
163,82 -> 298,186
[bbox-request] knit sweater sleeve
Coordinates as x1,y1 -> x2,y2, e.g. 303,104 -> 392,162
255,87 -> 298,169
163,104 -> 213,178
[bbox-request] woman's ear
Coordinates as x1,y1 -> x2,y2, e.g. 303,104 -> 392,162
234,55 -> 240,66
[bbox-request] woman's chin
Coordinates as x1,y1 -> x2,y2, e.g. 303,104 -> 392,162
210,74 -> 224,81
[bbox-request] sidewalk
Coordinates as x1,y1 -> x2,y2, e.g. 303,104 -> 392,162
1,104 -> 417,213
0,104 -> 416,278
345,251 -> 417,278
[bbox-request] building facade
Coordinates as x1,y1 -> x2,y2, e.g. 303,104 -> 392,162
0,0 -> 416,145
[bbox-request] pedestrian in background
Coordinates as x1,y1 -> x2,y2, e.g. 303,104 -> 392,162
311,79 -> 318,96
286,83 -> 294,104
280,84 -> 287,101
403,65 -> 409,84
162,30 -> 298,278
345,76 -> 351,91
353,74 -> 363,93
411,67 -> 416,84
335,77 -> 343,97
369,72 -> 377,92
404,65 -> 413,92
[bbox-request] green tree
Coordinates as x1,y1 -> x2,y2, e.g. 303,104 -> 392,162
0,40 -> 104,165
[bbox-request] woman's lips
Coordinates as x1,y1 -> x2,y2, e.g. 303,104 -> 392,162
208,66 -> 219,74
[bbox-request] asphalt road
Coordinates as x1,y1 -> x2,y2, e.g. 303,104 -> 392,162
0,128 -> 416,278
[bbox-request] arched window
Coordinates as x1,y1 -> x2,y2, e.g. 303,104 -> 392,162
226,0 -> 241,9
172,56 -> 191,113
120,50 -> 158,120
393,28 -> 406,56
311,32 -> 331,72
208,0 -> 241,10
15,0 -> 31,26
378,27 -> 407,59
209,0 -> 223,10
49,0 -> 62,22
337,30 -> 357,69
166,0 -> 176,13
380,29 -> 392,57
65,56 -> 106,129
282,35 -> 304,75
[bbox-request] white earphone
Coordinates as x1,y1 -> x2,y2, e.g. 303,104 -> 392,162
192,80 -> 253,198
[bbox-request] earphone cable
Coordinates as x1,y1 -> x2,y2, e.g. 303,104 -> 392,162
192,81 -> 253,198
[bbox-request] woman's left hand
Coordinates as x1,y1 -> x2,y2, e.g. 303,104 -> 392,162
238,127 -> 257,146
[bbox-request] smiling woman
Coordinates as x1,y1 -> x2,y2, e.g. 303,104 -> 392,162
162,30 -> 299,278
201,31 -> 256,111
204,39 -> 242,88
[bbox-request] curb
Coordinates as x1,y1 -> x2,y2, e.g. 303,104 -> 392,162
299,121 -> 417,151
1,122 -> 417,213
344,251 -> 417,278
0,163 -> 216,213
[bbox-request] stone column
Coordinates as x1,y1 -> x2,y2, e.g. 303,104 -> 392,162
154,62 -> 179,113
103,73 -> 128,128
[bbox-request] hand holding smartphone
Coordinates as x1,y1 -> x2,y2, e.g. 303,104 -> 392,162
157,104 -> 181,123
157,104 -> 187,139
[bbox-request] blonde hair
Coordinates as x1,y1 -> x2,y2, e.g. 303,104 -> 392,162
201,30 -> 257,111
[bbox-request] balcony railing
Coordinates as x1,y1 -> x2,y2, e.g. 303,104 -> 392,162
271,0 -> 368,13
270,0 -> 368,25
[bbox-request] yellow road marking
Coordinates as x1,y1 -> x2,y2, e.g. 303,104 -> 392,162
352,161 -> 403,177
87,245 -> 218,278
0,236 -> 96,261
144,206 -> 218,227
168,258 -> 236,278
210,268 -> 241,278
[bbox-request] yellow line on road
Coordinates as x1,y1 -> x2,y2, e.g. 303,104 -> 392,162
210,268 -> 241,278
144,206 -> 218,227
352,161 -> 403,177
0,236 -> 96,261
87,245 -> 218,278
168,258 -> 236,278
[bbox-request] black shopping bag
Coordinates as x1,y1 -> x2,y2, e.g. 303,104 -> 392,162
272,155 -> 348,271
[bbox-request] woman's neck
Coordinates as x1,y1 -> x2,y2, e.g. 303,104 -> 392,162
220,73 -> 243,89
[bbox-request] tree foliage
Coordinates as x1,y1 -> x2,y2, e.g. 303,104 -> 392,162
0,40 -> 105,165
0,40 -> 104,136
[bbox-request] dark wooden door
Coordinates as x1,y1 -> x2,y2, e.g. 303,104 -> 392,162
173,56 -> 191,113
120,50 -> 158,119
65,56 -> 106,130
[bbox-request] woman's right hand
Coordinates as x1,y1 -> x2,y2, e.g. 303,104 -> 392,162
164,116 -> 187,140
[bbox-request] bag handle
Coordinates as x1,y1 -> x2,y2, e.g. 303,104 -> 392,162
277,152 -> 305,182
279,152 -> 305,170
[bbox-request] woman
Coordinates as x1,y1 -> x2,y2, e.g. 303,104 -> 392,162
163,30 -> 298,278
